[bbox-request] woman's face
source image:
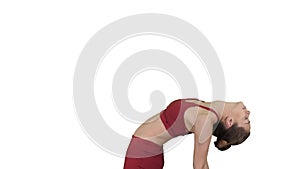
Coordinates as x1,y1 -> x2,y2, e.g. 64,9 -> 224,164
231,102 -> 251,132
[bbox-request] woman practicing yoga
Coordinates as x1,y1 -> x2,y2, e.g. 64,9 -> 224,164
123,98 -> 251,169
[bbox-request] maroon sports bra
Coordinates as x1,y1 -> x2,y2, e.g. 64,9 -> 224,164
159,98 -> 219,137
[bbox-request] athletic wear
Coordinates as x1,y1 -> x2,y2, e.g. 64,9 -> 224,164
124,135 -> 164,169
124,98 -> 220,169
159,98 -> 219,137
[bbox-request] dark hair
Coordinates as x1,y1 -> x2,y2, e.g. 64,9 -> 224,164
213,122 -> 250,151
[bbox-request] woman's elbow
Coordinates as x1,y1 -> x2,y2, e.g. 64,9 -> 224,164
193,162 -> 208,169
193,163 -> 205,169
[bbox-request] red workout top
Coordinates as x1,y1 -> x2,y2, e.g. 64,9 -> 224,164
159,98 -> 220,137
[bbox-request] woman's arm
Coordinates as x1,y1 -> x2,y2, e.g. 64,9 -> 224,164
193,113 -> 214,169
193,135 -> 211,169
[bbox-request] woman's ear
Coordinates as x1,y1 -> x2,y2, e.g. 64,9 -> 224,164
225,116 -> 233,128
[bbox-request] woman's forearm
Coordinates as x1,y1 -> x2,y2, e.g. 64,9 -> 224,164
193,161 -> 209,169
204,162 -> 209,169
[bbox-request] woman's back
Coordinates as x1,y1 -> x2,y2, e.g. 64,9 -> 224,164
133,98 -> 218,146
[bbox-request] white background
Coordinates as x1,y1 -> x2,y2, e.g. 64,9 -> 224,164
1,0 -> 300,169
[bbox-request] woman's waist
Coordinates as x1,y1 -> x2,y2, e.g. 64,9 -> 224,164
126,135 -> 164,158
133,116 -> 173,146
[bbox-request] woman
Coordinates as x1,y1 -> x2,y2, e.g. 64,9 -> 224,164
123,98 -> 251,169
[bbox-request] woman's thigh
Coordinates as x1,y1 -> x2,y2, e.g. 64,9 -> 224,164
123,153 -> 164,169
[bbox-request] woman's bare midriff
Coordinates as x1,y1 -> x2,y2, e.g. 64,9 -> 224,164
133,100 -> 205,146
133,113 -> 172,146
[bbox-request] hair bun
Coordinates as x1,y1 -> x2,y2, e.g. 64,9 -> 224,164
214,139 -> 231,151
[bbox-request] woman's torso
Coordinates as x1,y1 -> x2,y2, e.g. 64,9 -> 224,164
133,99 -> 215,146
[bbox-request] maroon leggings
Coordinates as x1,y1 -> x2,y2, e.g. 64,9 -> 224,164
123,135 -> 164,169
